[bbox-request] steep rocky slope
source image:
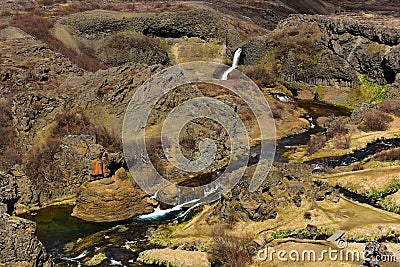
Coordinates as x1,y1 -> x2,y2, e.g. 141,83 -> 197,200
331,0 -> 400,15
241,13 -> 400,106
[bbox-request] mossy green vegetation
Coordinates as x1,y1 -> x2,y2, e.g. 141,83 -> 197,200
85,253 -> 107,266
271,229 -> 293,239
365,179 -> 400,199
310,54 -> 318,67
351,74 -> 386,104
366,42 -> 386,55
378,195 -> 400,214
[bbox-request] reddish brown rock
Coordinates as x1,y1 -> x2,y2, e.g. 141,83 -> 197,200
91,158 -> 103,176
71,168 -> 153,222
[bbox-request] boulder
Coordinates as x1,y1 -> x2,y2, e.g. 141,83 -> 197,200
362,241 -> 395,267
0,213 -> 52,267
71,168 -> 153,222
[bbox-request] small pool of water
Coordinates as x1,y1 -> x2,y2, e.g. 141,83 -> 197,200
297,99 -> 352,118
20,205 -> 123,255
20,205 -> 193,266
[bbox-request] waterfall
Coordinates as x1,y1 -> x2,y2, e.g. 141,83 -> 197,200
308,117 -> 315,129
221,48 -> 242,80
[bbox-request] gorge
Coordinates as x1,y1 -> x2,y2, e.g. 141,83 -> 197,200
0,1 -> 399,267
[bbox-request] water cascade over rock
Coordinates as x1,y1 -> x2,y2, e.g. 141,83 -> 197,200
221,48 -> 242,80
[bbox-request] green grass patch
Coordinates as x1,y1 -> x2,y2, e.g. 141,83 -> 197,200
365,180 -> 400,198
359,74 -> 386,104
271,229 -> 293,239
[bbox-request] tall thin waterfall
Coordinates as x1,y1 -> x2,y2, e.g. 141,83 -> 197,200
221,48 -> 242,80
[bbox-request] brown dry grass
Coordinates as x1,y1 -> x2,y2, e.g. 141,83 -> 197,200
11,13 -> 106,71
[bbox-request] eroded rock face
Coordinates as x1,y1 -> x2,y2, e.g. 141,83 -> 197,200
72,168 -> 153,222
213,162 -> 314,222
55,9 -> 229,66
14,135 -> 126,211
244,13 -> 399,92
387,74 -> 400,99
11,63 -> 159,209
0,213 -> 52,267
12,92 -> 59,147
241,36 -> 268,65
60,9 -> 227,43
0,26 -> 82,96
0,172 -> 18,214
213,162 -> 340,222
282,14 -> 400,84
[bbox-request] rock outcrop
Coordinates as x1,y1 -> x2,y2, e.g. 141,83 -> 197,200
12,92 -> 60,148
387,74 -> 400,99
0,213 -> 52,267
55,9 -> 230,66
59,9 -> 227,43
16,135 -> 96,208
0,26 -> 82,96
97,32 -> 169,67
361,241 -> 395,267
243,13 -> 399,95
281,49 -> 359,87
241,36 -> 268,66
10,62 -> 159,209
71,168 -> 153,222
214,162 -> 314,222
280,14 -> 400,84
0,172 -> 18,214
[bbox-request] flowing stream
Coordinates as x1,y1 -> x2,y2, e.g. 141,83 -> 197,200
21,205 -> 189,267
21,98 -> 400,266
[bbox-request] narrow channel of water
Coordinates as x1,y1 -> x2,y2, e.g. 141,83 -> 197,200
274,99 -> 352,162
311,138 -> 400,168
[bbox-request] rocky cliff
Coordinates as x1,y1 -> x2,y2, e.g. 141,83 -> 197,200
281,14 -> 400,84
4,11 -> 399,213
240,13 -> 400,106
0,213 -> 52,267
54,8 -> 244,66
0,2 -> 398,266
0,172 -> 18,214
